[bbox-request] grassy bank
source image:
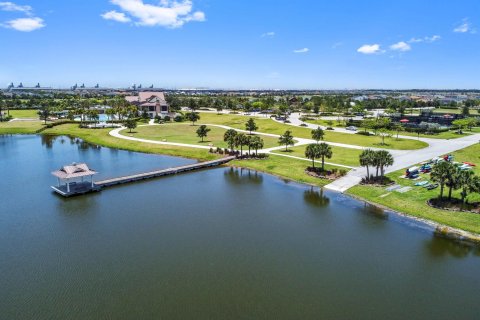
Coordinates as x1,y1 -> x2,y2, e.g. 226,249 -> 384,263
347,143 -> 480,234
0,121 -> 45,134
198,113 -> 428,150
231,155 -> 343,187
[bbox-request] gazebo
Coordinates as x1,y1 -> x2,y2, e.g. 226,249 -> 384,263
51,163 -> 100,196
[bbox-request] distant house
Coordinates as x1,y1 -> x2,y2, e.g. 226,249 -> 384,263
125,91 -> 170,118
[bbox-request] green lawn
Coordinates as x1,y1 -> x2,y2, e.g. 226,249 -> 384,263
0,121 -> 45,134
198,113 -> 428,150
42,124 -> 220,161
348,143 -> 480,234
232,154 -> 346,187
121,123 -> 280,149
8,109 -> 39,119
271,144 -> 362,167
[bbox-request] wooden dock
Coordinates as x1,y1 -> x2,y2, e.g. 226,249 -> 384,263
95,156 -> 235,188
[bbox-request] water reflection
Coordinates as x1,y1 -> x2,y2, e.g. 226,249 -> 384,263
56,194 -> 100,216
425,235 -> 480,259
362,202 -> 389,220
224,167 -> 264,185
41,134 -> 57,148
303,187 -> 330,208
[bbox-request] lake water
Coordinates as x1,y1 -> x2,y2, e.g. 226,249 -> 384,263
1,135 -> 479,319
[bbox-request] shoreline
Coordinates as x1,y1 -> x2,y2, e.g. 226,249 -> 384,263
346,193 -> 480,245
3,130 -> 480,245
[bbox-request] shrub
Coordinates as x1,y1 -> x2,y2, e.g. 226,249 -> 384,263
326,127 -> 334,130
357,131 -> 371,136
164,115 -> 171,122
174,115 -> 184,122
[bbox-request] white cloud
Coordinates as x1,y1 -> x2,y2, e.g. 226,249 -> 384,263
454,18 -> 476,34
357,44 -> 383,54
425,35 -> 441,42
0,1 -> 32,14
101,10 -> 131,23
104,0 -> 206,28
2,17 -> 45,31
261,31 -> 275,37
409,35 -> 441,43
293,48 -> 309,53
390,41 -> 411,52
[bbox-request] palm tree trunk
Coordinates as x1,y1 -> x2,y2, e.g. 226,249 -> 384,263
448,186 -> 453,200
439,184 -> 444,199
312,158 -> 315,169
322,156 -> 325,171
366,165 -> 370,180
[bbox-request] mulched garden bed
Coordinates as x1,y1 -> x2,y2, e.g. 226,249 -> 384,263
305,167 -> 346,180
428,198 -> 480,214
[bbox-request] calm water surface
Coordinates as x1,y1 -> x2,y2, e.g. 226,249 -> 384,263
0,135 -> 479,319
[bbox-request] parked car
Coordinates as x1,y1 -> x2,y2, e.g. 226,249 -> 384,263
346,126 -> 358,131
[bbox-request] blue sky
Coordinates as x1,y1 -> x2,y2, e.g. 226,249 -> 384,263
0,0 -> 479,89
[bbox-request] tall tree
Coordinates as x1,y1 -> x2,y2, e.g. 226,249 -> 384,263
224,129 -> 238,152
431,161 -> 455,199
376,150 -> 394,181
196,125 -> 211,142
250,136 -> 264,156
235,133 -> 249,154
305,144 -> 321,168
245,118 -> 258,134
359,149 -> 375,180
311,127 -> 324,143
457,170 -> 475,205
317,143 -> 333,171
125,119 -> 137,133
186,112 -> 200,125
278,130 -> 294,151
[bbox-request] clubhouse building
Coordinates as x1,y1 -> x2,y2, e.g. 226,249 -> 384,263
125,91 -> 171,118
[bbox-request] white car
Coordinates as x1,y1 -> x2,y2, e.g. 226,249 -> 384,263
346,126 -> 358,131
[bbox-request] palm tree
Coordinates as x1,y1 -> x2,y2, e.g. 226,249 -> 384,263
224,129 -> 237,152
456,170 -> 475,205
446,166 -> 460,200
278,130 -> 294,151
311,127 -> 324,143
376,150 -> 394,181
359,149 -> 375,180
305,144 -> 321,168
318,143 -> 332,171
431,161 -> 455,199
196,125 -> 211,142
250,136 -> 264,156
235,133 -> 249,154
